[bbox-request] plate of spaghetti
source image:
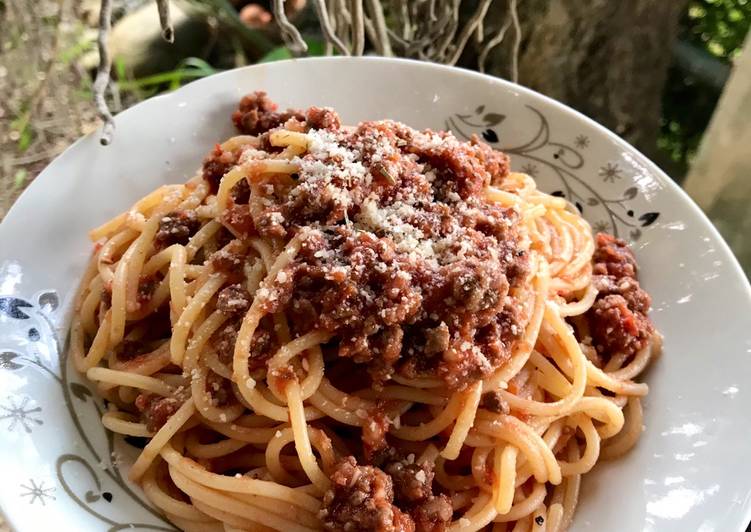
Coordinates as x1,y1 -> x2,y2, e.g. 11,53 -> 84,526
1,58 -> 750,532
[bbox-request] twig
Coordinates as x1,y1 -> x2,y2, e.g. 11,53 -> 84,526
478,17 -> 511,72
312,0 -> 351,55
365,0 -> 392,56
323,0 -> 335,55
432,2 -> 459,61
94,0 -> 114,145
350,0 -> 365,55
155,0 -> 174,42
475,17 -> 483,45
510,0 -> 521,83
334,0 -> 352,51
398,0 -> 412,40
273,0 -> 308,53
446,0 -> 492,65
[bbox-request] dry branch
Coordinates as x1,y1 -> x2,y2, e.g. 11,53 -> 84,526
96,0 -> 175,144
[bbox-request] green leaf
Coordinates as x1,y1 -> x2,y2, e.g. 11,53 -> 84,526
114,57 -> 127,81
18,127 -> 33,152
13,169 -> 28,189
259,40 -> 327,63
118,58 -> 222,94
59,33 -> 96,65
178,57 -> 218,76
259,46 -> 293,63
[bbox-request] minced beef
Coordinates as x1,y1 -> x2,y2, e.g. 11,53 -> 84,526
113,339 -> 148,362
209,240 -> 246,278
384,458 -> 433,503
202,144 -> 240,193
221,204 -> 257,238
410,495 -> 453,532
480,391 -> 510,414
212,320 -> 239,365
586,233 -> 654,358
232,91 -> 305,136
206,94 -> 530,390
216,284 -> 251,316
212,316 -> 279,372
135,393 -> 184,433
306,106 -> 341,131
382,452 -> 452,531
154,210 -> 201,248
137,276 -> 158,304
362,407 -> 390,461
322,452 -> 453,532
100,286 -> 112,307
320,457 -> 415,532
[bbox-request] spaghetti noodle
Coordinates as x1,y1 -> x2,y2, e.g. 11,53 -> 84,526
72,92 -> 660,532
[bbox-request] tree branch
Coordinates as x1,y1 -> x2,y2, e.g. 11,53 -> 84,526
350,0 -> 365,56
478,16 -> 511,73
446,0 -> 492,65
510,0 -> 521,83
273,0 -> 308,53
365,0 -> 392,56
312,0 -> 351,55
94,0 -> 114,145
155,0 -> 174,42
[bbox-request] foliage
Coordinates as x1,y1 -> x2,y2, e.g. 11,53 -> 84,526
659,0 -> 750,174
259,40 -> 327,63
686,0 -> 750,59
116,57 -> 219,97
112,38 -> 327,104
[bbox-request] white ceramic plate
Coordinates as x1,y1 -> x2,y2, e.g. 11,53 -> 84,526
1,57 -> 750,532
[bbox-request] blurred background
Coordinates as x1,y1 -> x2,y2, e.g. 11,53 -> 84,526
0,0 -> 749,276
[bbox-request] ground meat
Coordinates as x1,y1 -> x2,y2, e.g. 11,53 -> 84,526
480,391 -> 510,414
113,340 -> 148,362
209,240 -> 246,278
380,453 -> 453,532
587,233 -> 654,358
221,204 -> 256,238
212,320 -> 239,365
307,106 -> 341,131
255,208 -> 288,239
406,131 -> 510,201
410,495 -> 453,532
232,91 -> 305,136
212,316 -> 279,372
423,323 -> 450,356
320,457 -> 415,532
154,210 -> 201,248
216,284 -> 251,316
230,178 -> 250,204
384,459 -> 433,503
202,144 -> 239,193
362,408 -> 390,461
137,276 -> 158,304
101,286 -> 112,307
592,232 -> 638,279
209,94 -> 531,390
135,393 -> 184,433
